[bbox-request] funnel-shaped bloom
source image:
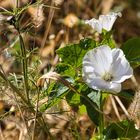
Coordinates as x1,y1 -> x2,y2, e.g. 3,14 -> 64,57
82,45 -> 133,93
85,12 -> 122,33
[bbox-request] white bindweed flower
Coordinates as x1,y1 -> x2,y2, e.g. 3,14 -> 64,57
85,12 -> 122,33
82,45 -> 133,93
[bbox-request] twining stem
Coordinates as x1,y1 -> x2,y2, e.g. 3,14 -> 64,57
19,33 -> 30,102
41,0 -> 55,49
99,96 -> 104,139
99,91 -> 104,139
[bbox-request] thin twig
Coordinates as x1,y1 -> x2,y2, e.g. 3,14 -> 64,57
41,1 -> 55,49
32,89 -> 40,140
11,91 -> 30,138
0,125 -> 4,140
16,0 -> 19,8
110,95 -> 121,121
114,96 -> 130,118
131,75 -> 139,91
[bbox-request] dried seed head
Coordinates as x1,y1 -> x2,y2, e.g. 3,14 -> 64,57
63,13 -> 79,28
53,0 -> 64,6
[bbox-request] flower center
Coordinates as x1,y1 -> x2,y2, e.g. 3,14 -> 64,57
102,72 -> 113,82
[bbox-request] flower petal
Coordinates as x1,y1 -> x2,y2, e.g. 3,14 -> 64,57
99,12 -> 121,31
84,77 -> 121,93
84,77 -> 109,90
83,60 -> 99,80
85,18 -> 102,33
83,45 -> 113,77
111,48 -> 133,83
109,82 -> 121,93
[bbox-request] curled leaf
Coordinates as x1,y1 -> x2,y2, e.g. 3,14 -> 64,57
37,71 -> 61,87
37,71 -> 74,90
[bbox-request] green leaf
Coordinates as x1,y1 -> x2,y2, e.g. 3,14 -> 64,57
65,83 -> 85,107
121,37 -> 140,68
55,63 -> 76,77
39,77 -> 74,112
78,105 -> 87,115
81,91 -> 100,126
87,91 -> 100,107
79,38 -> 96,50
56,38 -> 96,68
66,91 -> 81,106
39,83 -> 68,112
75,84 -> 101,125
104,120 -> 139,139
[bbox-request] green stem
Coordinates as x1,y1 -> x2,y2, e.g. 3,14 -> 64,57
99,91 -> 104,139
13,6 -> 29,102
19,33 -> 30,102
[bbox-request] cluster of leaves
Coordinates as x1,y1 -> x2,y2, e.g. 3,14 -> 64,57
41,36 -> 140,139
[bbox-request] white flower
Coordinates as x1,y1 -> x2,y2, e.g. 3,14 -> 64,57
85,12 -> 122,33
82,45 -> 133,93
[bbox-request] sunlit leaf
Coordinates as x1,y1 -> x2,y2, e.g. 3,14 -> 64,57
66,92 -> 80,106
81,90 -> 100,126
55,63 -> 76,77
78,105 -> 87,115
121,37 -> 140,68
56,38 -> 96,68
39,83 -> 68,112
87,91 -> 100,107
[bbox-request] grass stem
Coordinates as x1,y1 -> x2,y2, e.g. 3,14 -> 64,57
19,33 -> 30,102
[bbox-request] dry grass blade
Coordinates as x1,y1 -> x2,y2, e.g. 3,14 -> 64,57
110,95 -> 121,121
114,96 -> 130,118
37,71 -> 60,87
32,91 -> 40,140
41,1 -> 56,49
